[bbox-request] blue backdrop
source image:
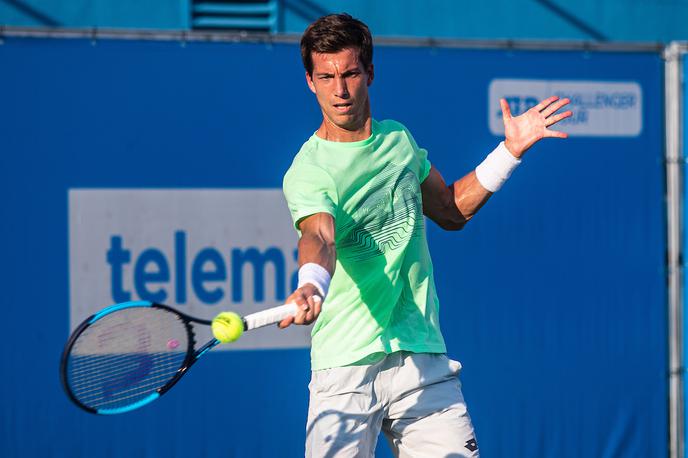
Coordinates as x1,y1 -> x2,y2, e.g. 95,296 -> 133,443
0,36 -> 666,457
684,54 -> 688,456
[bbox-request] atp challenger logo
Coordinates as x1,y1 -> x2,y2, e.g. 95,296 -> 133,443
489,79 -> 642,137
68,189 -> 309,350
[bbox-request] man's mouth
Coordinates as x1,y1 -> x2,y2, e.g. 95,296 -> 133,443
333,103 -> 353,112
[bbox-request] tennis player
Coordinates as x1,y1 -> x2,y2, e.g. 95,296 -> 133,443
280,13 -> 571,458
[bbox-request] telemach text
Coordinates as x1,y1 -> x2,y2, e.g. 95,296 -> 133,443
106,231 -> 298,305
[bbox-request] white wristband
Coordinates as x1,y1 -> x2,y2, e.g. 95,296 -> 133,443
475,142 -> 522,192
297,263 -> 331,299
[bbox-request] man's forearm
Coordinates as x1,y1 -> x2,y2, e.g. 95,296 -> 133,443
279,213 -> 335,328
452,140 -> 522,221
298,228 -> 336,275
451,171 -> 493,224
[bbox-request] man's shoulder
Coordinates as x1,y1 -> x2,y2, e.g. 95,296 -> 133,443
284,138 -> 327,185
286,135 -> 320,173
294,133 -> 318,158
375,119 -> 418,148
376,118 -> 410,135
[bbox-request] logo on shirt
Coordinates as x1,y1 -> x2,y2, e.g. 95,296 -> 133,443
338,163 -> 423,262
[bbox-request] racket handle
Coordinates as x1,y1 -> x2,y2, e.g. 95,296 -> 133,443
243,303 -> 299,330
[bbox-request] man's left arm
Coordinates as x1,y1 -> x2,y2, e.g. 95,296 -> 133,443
422,96 -> 571,230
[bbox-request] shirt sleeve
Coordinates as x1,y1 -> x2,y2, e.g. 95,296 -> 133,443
283,161 -> 338,232
401,125 -> 432,183
417,146 -> 432,183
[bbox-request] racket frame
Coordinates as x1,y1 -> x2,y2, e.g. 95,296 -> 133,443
60,300 -> 220,415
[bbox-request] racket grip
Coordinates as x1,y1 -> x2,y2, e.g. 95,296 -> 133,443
244,303 -> 299,330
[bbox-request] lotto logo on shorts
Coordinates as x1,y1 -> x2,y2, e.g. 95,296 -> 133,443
465,438 -> 478,452
68,189 -> 310,350
489,79 -> 642,137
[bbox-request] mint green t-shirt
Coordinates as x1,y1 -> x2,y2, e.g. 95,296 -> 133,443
283,119 -> 447,370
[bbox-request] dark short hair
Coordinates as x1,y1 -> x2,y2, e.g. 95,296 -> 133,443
300,13 -> 373,76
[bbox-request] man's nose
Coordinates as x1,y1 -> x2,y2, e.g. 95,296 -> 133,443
335,77 -> 349,98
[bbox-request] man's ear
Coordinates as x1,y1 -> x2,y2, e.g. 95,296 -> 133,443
367,64 -> 374,86
306,71 -> 316,94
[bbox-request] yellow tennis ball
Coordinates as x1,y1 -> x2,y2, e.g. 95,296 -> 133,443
211,312 -> 244,343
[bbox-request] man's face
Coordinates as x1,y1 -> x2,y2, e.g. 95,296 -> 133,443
306,47 -> 374,132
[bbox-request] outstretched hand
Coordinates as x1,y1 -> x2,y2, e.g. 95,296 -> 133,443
501,96 -> 572,158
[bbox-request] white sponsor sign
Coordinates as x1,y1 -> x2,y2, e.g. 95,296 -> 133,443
488,79 -> 642,137
69,189 -> 309,350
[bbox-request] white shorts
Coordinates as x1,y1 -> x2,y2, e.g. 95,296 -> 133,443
305,351 -> 479,458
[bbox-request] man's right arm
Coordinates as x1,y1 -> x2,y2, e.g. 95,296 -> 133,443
278,212 -> 336,328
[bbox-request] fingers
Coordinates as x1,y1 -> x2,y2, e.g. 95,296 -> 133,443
299,294 -> 323,323
278,315 -> 294,329
278,288 -> 323,329
297,302 -> 312,324
279,302 -> 310,327
544,129 -> 568,139
541,98 -> 570,118
307,295 -> 323,322
545,110 -> 572,127
499,98 -> 512,122
533,96 -> 560,112
536,96 -> 572,136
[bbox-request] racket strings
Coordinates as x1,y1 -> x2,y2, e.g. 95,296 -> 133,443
68,349 -> 186,379
69,359 -> 186,397
66,307 -> 191,411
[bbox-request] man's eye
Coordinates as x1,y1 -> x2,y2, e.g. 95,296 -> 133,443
319,75 -> 333,80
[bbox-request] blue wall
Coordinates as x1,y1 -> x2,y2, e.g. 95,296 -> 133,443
684,53 -> 688,456
0,37 -> 667,457
282,0 -> 687,42
1,0 -> 687,42
0,0 -> 187,29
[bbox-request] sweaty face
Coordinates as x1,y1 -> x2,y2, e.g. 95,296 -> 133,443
307,48 -> 374,133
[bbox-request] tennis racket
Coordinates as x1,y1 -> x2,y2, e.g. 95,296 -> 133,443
60,300 -> 297,415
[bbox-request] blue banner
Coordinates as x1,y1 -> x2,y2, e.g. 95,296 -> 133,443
683,53 -> 688,456
0,36 -> 665,457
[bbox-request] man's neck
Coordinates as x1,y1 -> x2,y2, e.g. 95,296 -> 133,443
316,115 -> 372,143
